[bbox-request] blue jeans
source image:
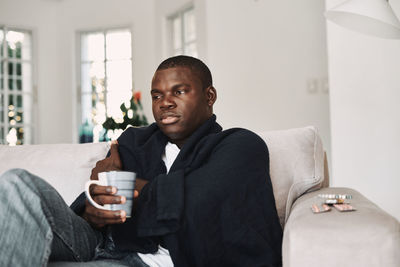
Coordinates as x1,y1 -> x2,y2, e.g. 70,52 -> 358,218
0,169 -> 148,267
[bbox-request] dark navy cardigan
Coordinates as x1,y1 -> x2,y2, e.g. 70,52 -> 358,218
71,115 -> 282,266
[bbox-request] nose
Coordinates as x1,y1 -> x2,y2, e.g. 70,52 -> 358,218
160,95 -> 176,110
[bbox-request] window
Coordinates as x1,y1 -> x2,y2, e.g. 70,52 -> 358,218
0,27 -> 33,145
169,6 -> 197,57
79,29 -> 133,142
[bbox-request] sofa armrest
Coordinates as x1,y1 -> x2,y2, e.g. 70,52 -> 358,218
282,187 -> 400,267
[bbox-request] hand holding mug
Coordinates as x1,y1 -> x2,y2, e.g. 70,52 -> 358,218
82,183 -> 132,228
85,171 -> 136,216
83,141 -> 135,228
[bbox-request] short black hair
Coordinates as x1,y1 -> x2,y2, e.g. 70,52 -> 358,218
156,55 -> 213,89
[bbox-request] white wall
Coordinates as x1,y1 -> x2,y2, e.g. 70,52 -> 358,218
326,0 -> 400,221
154,0 -> 331,165
0,0 -> 156,144
204,1 -> 330,142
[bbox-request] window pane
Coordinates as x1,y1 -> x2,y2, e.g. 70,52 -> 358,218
0,93 -> 3,122
7,42 -> 13,58
8,94 -> 14,109
16,63 -> 21,76
81,63 -> 91,93
2,29 -> 33,145
106,30 -> 131,60
8,78 -> 14,90
0,127 -> 4,144
106,60 -> 132,93
8,106 -> 14,121
16,95 -> 22,108
8,103 -> 16,126
172,17 -> 182,51
81,62 -> 105,94
106,90 -> 131,118
81,33 -> 105,62
16,79 -> 22,90
8,62 -> 13,75
93,99 -> 106,125
80,29 -> 133,143
15,42 -> 22,59
183,9 -> 196,42
6,127 -> 17,145
16,110 -> 23,124
81,93 -> 92,123
0,61 -> 2,91
16,127 -> 24,145
6,31 -> 25,59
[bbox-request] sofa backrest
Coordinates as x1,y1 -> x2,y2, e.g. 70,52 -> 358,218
0,142 -> 110,205
0,126 -> 325,227
256,126 -> 325,226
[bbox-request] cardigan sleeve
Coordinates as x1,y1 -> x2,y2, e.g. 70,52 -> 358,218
69,192 -> 86,215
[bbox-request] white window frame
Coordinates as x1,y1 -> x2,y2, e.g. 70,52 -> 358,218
0,26 -> 35,145
77,27 -> 133,143
168,5 -> 197,57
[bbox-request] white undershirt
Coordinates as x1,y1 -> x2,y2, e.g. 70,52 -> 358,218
137,142 -> 180,267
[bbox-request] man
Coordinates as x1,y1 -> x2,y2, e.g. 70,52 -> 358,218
0,55 -> 282,266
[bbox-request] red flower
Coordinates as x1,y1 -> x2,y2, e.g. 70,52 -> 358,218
134,91 -> 141,102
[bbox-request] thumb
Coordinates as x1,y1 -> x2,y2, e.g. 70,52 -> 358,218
110,140 -> 119,156
109,140 -> 122,169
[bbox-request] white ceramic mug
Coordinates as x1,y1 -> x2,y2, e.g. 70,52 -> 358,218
85,171 -> 136,217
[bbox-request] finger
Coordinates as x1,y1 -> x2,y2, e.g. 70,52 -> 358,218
85,205 -> 127,224
90,184 -> 117,195
90,168 -> 98,181
93,195 -> 126,205
90,159 -> 108,180
86,211 -> 126,226
109,141 -> 123,170
135,178 -> 148,193
83,202 -> 127,228
85,200 -> 126,219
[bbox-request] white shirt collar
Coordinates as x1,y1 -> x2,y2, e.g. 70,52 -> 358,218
162,142 -> 180,174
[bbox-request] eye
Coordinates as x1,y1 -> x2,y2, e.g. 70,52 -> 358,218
152,94 -> 161,101
175,90 -> 185,96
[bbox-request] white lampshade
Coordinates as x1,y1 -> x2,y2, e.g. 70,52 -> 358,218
325,0 -> 400,39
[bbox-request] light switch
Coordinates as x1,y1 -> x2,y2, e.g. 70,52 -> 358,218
307,78 -> 318,94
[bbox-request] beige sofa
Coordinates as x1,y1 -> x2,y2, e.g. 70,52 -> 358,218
0,126 -> 399,266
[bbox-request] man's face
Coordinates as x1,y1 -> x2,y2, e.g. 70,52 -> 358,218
151,66 -> 215,147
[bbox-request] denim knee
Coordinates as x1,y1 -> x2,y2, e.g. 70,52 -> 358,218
0,168 -> 35,186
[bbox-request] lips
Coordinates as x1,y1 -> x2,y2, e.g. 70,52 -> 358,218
159,113 -> 180,125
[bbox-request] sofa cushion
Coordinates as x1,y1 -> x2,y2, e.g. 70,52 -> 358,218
0,142 -> 109,205
257,126 -> 325,226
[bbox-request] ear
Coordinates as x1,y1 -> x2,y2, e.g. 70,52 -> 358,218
205,86 -> 217,107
